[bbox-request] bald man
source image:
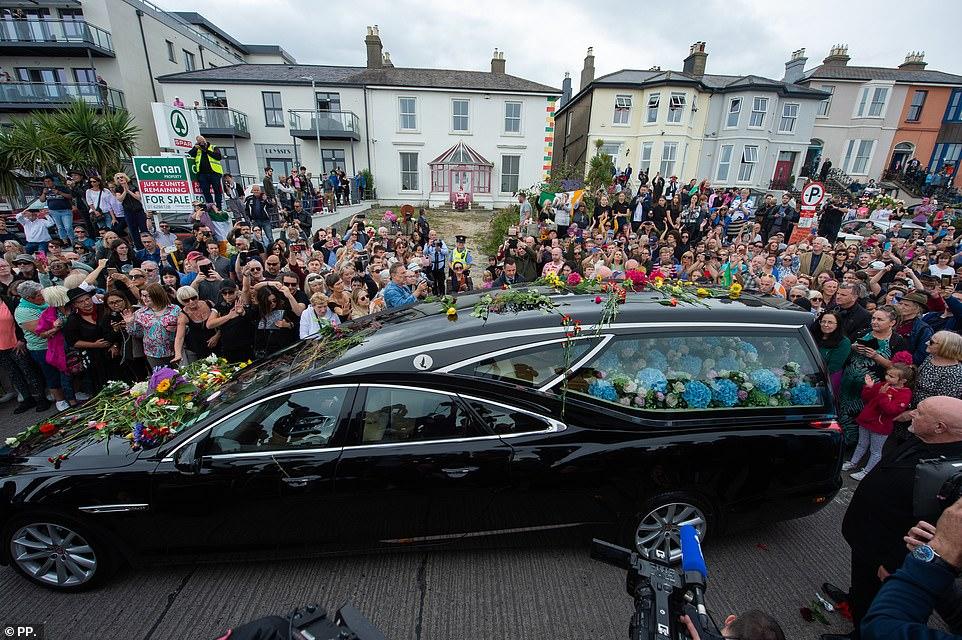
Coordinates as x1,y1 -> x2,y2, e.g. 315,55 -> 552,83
825,396 -> 962,640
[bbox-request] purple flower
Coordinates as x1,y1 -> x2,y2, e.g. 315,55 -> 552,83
737,390 -> 749,400
149,367 -> 183,392
655,392 -> 665,401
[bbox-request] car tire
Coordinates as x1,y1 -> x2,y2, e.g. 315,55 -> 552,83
3,512 -> 116,591
624,492 -> 714,564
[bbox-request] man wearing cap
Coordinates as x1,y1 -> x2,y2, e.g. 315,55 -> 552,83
179,251 -> 205,286
896,291 -> 935,365
12,255 -> 39,283
451,235 -> 472,270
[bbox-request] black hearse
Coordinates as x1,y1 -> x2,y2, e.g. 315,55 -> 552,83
0,289 -> 842,589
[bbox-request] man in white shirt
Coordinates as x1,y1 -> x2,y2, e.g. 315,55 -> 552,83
518,193 -> 532,224
16,207 -> 56,253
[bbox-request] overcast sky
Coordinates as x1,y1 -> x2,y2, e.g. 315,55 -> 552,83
166,0 -> 962,88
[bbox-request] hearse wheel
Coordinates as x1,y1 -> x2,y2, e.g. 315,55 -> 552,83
4,513 -> 115,591
628,492 -> 712,564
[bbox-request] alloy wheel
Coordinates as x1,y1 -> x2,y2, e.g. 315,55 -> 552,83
634,502 -> 707,563
11,522 -> 98,587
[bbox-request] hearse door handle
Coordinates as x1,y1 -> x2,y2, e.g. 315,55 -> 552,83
441,466 -> 478,479
282,475 -> 319,488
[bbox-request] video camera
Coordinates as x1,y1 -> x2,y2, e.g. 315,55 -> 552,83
225,603 -> 386,640
591,525 -> 724,640
914,457 -> 962,523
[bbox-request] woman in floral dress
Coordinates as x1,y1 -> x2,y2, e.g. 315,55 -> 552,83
122,283 -> 180,369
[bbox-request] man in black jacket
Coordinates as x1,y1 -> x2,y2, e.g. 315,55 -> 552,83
492,257 -> 524,287
831,283 -> 873,341
822,395 -> 962,640
818,195 -> 846,243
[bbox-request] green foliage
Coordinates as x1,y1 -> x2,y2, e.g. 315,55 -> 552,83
585,138 -> 614,195
360,169 -> 375,198
0,100 -> 139,197
480,205 -> 519,257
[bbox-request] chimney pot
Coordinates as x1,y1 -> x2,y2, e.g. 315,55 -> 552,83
491,48 -> 506,74
823,44 -> 850,67
365,25 -> 384,69
683,41 -> 709,78
580,46 -> 596,91
898,51 -> 927,71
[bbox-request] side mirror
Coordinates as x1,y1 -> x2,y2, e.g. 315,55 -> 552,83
173,441 -> 202,475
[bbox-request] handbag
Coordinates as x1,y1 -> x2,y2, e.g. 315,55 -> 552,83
64,344 -> 90,375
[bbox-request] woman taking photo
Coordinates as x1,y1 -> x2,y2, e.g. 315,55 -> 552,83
324,273 -> 351,324
106,238 -> 135,274
172,286 -> 218,365
123,283 -> 180,368
837,305 -> 907,445
810,310 -> 851,396
251,283 -> 299,358
63,287 -> 110,395
101,290 -> 147,382
206,280 -> 255,363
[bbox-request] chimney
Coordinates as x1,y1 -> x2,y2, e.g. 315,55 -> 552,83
382,51 -> 394,68
682,41 -> 708,78
648,65 -> 662,72
491,48 -> 505,74
822,44 -> 850,67
782,48 -> 808,83
365,25 -> 383,69
898,51 -> 927,71
580,47 -> 595,92
560,71 -> 572,107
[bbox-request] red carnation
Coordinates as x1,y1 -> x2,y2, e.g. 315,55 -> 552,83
594,296 -> 603,304
38,422 -> 57,436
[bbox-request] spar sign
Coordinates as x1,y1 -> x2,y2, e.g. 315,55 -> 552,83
151,102 -> 199,150
132,156 -> 194,213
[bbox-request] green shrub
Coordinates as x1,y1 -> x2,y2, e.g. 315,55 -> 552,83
480,206 -> 519,257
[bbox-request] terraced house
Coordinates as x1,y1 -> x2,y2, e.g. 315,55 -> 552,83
552,43 -> 828,192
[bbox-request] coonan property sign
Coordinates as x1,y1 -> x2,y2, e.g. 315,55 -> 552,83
132,156 -> 193,213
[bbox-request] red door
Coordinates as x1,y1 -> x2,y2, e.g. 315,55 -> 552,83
773,160 -> 793,187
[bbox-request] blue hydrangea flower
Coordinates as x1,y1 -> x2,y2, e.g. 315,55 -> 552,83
588,379 -> 619,402
790,383 -> 821,406
635,368 -> 668,393
717,355 -> 741,371
750,369 -> 782,396
711,379 -> 739,407
596,351 -> 622,371
667,337 -> 686,351
682,380 -> 712,409
740,342 -> 759,356
646,350 -> 669,371
703,337 -> 721,348
677,355 -> 703,376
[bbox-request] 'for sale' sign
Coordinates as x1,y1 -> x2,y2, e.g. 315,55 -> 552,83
132,156 -> 194,213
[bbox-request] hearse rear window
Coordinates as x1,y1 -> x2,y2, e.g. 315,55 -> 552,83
451,337 -> 600,387
562,332 -> 826,412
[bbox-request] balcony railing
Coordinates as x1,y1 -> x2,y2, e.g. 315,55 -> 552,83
288,110 -> 361,141
0,18 -> 113,55
0,82 -> 125,110
195,107 -> 250,138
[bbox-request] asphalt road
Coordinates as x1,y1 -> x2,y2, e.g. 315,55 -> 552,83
0,398 -> 859,640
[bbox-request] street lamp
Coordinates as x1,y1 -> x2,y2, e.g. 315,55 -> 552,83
300,76 -> 321,177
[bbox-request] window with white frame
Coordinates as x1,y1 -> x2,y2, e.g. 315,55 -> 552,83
600,142 -> 621,158
504,101 -> 522,133
716,144 -> 734,182
726,98 -> 741,128
737,145 -> 758,182
817,85 -> 834,117
400,152 -> 419,190
749,97 -> 768,128
667,93 -> 686,123
501,155 -> 520,193
842,139 -> 875,175
856,86 -> 889,118
452,99 -> 470,131
399,97 -> 417,130
659,142 -> 678,176
613,95 -> 632,125
779,103 -> 798,133
639,142 -> 653,172
646,94 -> 660,123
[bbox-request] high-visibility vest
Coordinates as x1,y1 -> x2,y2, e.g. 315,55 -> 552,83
193,144 -> 223,175
452,248 -> 469,266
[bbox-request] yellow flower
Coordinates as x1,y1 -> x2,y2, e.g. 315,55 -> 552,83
729,282 -> 743,298
446,307 -> 458,316
156,379 -> 171,393
653,276 -> 664,288
696,288 -> 710,298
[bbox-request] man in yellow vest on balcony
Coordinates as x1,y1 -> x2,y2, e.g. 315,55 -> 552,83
188,135 -> 224,211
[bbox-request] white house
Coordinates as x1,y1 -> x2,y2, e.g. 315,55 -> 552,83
158,27 -> 560,208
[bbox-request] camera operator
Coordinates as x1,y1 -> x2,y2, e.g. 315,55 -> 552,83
383,262 -> 427,309
424,230 -> 449,296
826,395 -> 962,640
861,497 -> 962,639
680,611 -> 785,640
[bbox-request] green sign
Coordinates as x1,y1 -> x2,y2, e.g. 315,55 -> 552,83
132,156 -> 193,213
169,109 -> 190,137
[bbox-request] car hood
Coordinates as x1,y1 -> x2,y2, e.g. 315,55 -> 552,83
0,433 -> 142,474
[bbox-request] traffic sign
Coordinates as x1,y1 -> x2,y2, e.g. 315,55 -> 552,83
801,182 -> 826,208
132,156 -> 194,213
151,102 -> 199,150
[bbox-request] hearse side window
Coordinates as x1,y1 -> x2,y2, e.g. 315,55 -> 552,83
451,338 -> 599,387
205,388 -> 346,454
562,332 -> 826,412
465,399 -> 551,435
360,387 -> 478,444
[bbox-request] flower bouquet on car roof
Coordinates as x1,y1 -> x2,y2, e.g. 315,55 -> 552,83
3,355 -> 250,467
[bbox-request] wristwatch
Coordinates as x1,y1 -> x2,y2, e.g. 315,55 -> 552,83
913,544 -> 961,576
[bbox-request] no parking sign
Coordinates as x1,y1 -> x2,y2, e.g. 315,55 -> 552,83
788,182 -> 826,244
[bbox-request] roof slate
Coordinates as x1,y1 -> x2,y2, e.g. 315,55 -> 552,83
802,64 -> 962,84
157,64 -> 560,94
